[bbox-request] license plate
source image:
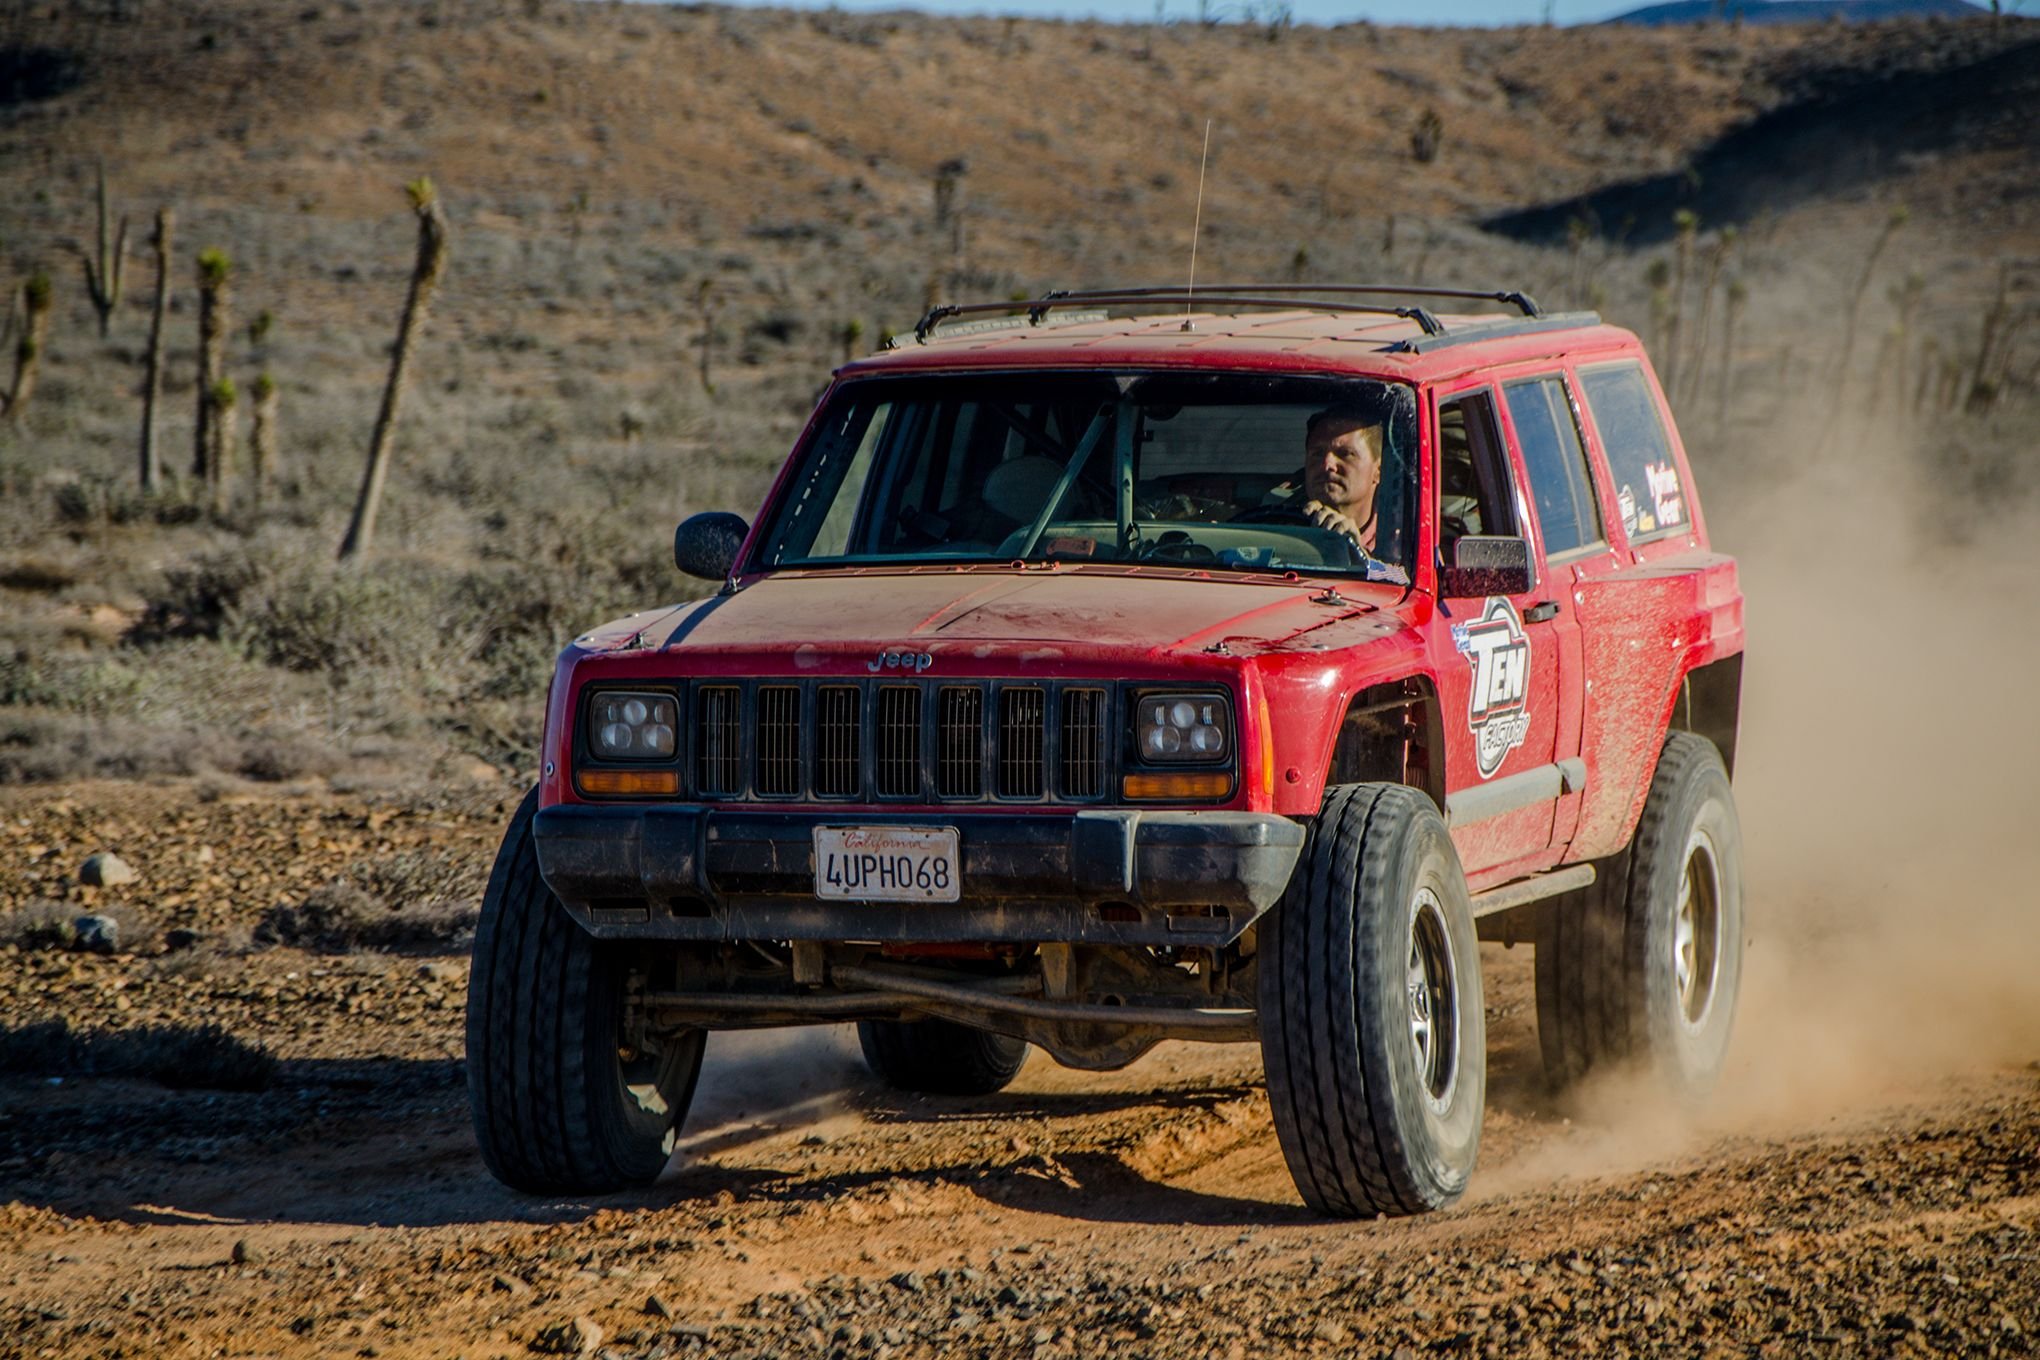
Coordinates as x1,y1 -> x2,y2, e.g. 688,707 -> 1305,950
813,826 -> 960,903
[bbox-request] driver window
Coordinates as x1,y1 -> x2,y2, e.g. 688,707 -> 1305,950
1437,391 -> 1517,560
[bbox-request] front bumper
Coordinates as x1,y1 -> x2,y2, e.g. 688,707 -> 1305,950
532,804 -> 1305,946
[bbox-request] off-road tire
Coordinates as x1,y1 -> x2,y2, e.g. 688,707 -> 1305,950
466,789 -> 705,1194
856,1019 -> 1028,1096
1536,732 -> 1743,1097
1260,783 -> 1486,1218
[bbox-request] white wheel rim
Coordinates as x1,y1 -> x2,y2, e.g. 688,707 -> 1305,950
1407,886 -> 1459,1111
1675,827 -> 1723,1031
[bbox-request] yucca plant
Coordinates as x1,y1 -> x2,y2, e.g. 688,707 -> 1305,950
3,272 -> 54,422
81,162 -> 129,339
339,178 -> 450,561
139,207 -> 174,491
193,247 -> 231,492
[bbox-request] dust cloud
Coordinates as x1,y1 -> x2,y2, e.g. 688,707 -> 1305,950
670,1026 -> 869,1168
1499,432 -> 2040,1201
1715,447 -> 2040,1123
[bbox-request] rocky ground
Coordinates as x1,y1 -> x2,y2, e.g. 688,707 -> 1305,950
1,782 -> 2035,1360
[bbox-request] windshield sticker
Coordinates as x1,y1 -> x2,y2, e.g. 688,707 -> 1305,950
1454,596 -> 1533,779
1645,460 -> 1686,528
1617,485 -> 1639,537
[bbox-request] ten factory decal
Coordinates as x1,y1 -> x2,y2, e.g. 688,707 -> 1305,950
1452,597 -> 1533,779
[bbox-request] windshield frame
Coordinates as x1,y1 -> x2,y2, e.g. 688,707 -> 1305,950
744,367 -> 1424,584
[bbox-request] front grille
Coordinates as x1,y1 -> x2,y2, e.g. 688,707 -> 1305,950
697,686 -> 743,795
1061,688 -> 1107,798
938,687 -> 984,797
757,686 -> 801,796
815,686 -> 861,797
876,686 -> 922,797
684,679 -> 1124,803
998,688 -> 1046,798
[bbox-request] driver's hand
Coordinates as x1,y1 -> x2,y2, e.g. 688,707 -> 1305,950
1302,499 -> 1361,540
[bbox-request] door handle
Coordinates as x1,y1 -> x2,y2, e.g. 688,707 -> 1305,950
1524,600 -> 1560,623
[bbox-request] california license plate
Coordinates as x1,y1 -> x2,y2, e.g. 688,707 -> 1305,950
813,826 -> 961,903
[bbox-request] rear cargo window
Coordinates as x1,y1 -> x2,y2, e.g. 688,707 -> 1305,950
1579,365 -> 1690,543
1505,376 -> 1604,558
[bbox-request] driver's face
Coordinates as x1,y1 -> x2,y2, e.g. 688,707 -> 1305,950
1304,419 -> 1382,521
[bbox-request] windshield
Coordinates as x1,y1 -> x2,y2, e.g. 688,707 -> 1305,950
755,370 -> 1418,582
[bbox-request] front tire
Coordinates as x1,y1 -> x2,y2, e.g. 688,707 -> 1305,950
856,1018 -> 1028,1096
466,789 -> 706,1194
1536,732 -> 1744,1097
1260,784 -> 1486,1218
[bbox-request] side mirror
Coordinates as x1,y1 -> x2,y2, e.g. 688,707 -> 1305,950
674,512 -> 750,581
1441,535 -> 1535,598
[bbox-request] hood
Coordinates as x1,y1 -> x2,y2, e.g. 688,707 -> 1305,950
577,566 -> 1405,661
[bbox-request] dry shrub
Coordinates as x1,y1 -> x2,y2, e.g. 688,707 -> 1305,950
0,1018 -> 277,1092
0,900 -> 158,953
257,849 -> 482,950
0,901 -> 79,950
0,555 -> 79,591
0,710 -> 343,786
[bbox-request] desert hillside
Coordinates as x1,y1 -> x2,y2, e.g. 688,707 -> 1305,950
0,0 -> 2029,786
1,7 -> 2038,1359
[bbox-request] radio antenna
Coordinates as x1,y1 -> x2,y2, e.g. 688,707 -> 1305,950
1183,118 -> 1212,332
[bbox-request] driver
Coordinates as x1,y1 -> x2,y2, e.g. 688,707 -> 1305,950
1259,402 -> 1384,554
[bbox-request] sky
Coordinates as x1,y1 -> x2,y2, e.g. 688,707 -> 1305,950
697,0 -> 1645,25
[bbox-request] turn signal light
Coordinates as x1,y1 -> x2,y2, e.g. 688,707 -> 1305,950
1122,771 -> 1233,801
575,769 -> 679,797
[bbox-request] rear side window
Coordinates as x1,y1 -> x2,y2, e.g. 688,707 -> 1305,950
1579,365 -> 1690,542
1505,377 -> 1603,558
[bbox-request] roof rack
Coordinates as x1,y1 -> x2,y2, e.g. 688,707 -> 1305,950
909,283 -> 1542,344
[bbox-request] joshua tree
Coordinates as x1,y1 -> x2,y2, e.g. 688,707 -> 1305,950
1565,216 -> 1592,308
80,162 -> 128,339
139,207 -> 172,491
193,248 -> 230,488
932,157 -> 968,234
3,272 -> 54,422
1410,109 -> 1444,165
339,178 -> 450,561
1645,257 -> 1673,357
205,377 -> 238,512
1833,203 -> 1907,390
1715,278 -> 1747,432
1664,209 -> 1699,399
1681,226 -> 1735,407
695,278 -> 718,395
251,372 -> 280,501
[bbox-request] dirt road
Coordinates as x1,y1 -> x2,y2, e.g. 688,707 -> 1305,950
1,782 -> 2035,1360
6,472 -> 2040,1359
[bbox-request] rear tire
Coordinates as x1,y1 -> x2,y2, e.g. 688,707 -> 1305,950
1260,784 -> 1485,1218
1536,732 -> 1743,1097
857,1018 -> 1028,1096
466,789 -> 705,1194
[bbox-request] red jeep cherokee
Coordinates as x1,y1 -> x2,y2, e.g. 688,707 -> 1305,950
465,286 -> 1746,1218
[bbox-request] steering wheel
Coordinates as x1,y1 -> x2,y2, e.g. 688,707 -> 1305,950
1231,502 -> 1374,569
1231,503 -> 1313,527
1137,530 -> 1218,564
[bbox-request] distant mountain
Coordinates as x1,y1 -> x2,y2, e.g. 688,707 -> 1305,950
1608,0 -> 1988,24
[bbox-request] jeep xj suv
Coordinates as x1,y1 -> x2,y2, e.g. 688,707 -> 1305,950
465,285 -> 1745,1218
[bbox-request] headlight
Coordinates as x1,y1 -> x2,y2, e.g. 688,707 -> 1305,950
588,691 -> 677,760
1135,693 -> 1230,763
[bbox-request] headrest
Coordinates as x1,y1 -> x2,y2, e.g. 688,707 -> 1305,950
982,455 -> 1064,523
